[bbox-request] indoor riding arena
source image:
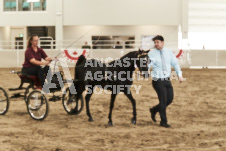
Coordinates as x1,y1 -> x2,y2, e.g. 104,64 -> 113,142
0,0 -> 225,151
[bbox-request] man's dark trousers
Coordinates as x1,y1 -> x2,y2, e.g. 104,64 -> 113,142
152,78 -> 174,124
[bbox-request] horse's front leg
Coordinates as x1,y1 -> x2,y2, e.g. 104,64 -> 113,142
124,89 -> 137,125
108,93 -> 117,126
85,88 -> 94,122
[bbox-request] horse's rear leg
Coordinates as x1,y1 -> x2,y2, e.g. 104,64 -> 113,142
85,89 -> 94,122
124,90 -> 137,125
75,85 -> 85,113
108,93 -> 117,126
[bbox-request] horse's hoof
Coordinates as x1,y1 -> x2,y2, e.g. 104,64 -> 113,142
131,118 -> 136,125
108,121 -> 114,126
88,117 -> 94,122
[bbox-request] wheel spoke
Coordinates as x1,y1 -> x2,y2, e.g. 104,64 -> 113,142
62,88 -> 84,115
0,88 -> 9,115
27,90 -> 48,120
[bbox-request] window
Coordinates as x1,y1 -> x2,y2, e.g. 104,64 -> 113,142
92,36 -> 135,49
141,35 -> 154,50
188,32 -> 226,50
4,0 -> 17,11
18,0 -> 31,11
188,0 -> 226,49
3,0 -> 46,12
33,0 -> 46,11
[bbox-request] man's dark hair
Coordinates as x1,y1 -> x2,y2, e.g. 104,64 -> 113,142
152,35 -> 164,42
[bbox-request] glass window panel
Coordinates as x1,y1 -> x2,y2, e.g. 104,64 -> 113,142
33,0 -> 46,11
18,0 -> 31,11
43,0 -> 46,11
4,0 -> 17,11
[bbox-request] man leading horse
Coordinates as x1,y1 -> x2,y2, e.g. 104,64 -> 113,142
148,35 -> 184,128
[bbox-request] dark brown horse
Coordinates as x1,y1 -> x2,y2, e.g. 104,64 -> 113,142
72,49 -> 150,126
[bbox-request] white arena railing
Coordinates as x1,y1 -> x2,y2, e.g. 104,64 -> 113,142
2,39 -> 225,69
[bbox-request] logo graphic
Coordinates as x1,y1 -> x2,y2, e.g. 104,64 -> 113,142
63,49 -> 89,62
174,49 -> 184,59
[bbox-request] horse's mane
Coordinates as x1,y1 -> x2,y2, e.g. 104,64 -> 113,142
108,51 -> 137,65
76,55 -> 86,67
121,51 -> 137,59
75,55 -> 86,79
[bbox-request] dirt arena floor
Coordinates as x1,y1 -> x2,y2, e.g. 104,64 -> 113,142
0,68 -> 225,151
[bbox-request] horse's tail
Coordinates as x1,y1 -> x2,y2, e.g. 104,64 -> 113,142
74,55 -> 86,79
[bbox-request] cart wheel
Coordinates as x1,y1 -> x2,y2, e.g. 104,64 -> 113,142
0,87 -> 9,115
62,88 -> 84,115
26,90 -> 49,120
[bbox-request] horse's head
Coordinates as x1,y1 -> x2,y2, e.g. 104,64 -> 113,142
135,49 -> 150,78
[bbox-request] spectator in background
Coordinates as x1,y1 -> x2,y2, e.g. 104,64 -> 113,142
82,41 -> 91,49
115,41 -> 123,49
125,41 -> 130,49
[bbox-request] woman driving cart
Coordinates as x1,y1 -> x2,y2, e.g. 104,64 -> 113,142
22,34 -> 52,90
